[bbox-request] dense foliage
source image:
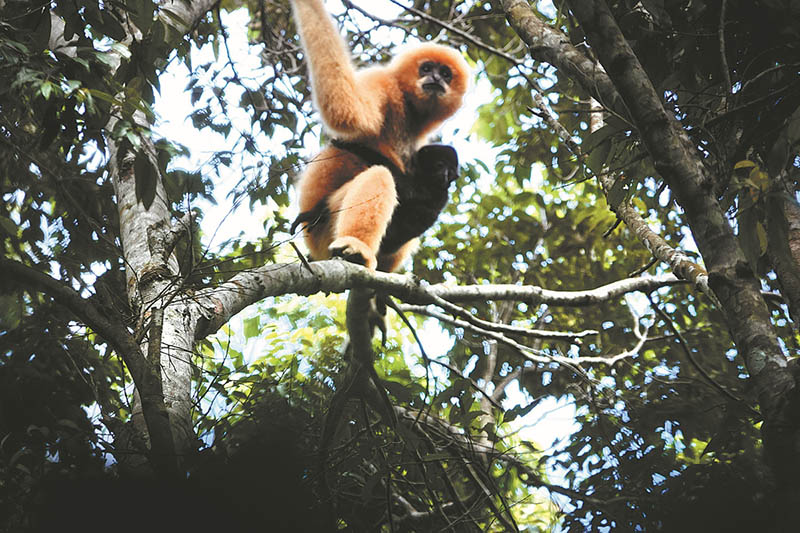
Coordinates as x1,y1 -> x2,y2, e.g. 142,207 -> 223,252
1,0 -> 798,531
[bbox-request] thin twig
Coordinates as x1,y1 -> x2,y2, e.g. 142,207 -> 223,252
397,303 -> 598,341
718,0 -> 732,99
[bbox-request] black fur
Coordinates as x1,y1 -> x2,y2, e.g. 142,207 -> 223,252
380,144 -> 458,254
290,201 -> 330,234
291,143 -> 458,256
330,138 -> 403,177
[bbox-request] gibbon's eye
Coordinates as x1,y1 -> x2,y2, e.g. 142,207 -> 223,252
440,65 -> 453,83
419,61 -> 435,76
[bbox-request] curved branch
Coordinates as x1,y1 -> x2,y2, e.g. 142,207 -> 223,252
192,259 -> 685,339
397,303 -> 598,341
2,258 -> 144,372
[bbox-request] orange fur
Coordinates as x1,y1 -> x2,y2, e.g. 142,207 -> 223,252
291,0 -> 470,271
377,239 -> 419,273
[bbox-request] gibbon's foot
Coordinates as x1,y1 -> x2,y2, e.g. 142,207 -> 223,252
329,236 -> 377,270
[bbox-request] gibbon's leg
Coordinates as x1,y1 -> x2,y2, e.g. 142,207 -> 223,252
328,165 -> 397,270
377,239 -> 418,273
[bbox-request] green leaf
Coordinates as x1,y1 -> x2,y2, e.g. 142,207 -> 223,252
756,222 -> 768,255
0,293 -> 22,330
88,89 -> 123,106
243,316 -> 260,339
457,410 -> 485,427
39,81 -> 53,100
100,9 -> 128,41
133,0 -> 155,34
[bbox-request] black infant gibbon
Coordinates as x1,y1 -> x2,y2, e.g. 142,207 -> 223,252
289,0 -> 470,272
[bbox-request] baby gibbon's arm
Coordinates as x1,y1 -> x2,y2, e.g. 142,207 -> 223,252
290,0 -> 385,137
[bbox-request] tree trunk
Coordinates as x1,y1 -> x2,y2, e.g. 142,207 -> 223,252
499,0 -> 800,497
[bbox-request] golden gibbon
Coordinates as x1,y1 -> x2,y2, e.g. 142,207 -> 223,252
289,0 -> 470,272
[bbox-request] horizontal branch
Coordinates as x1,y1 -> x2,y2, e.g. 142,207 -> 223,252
192,260 -> 686,339
397,303 -> 598,341
429,273 -> 684,306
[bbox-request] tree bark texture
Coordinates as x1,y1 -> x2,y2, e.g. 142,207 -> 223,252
97,0 -> 217,469
192,259 -> 683,339
767,185 -> 800,323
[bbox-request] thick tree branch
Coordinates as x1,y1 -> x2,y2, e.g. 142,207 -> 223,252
97,0 -> 221,464
488,5 -> 709,291
767,186 -> 800,323
192,260 -> 684,339
497,0 -> 628,117
498,0 -> 792,451
561,0 -> 792,418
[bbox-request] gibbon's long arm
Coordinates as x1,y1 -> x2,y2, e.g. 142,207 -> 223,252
290,0 -> 385,137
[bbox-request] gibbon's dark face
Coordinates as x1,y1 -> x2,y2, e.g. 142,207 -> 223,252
419,61 -> 453,96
